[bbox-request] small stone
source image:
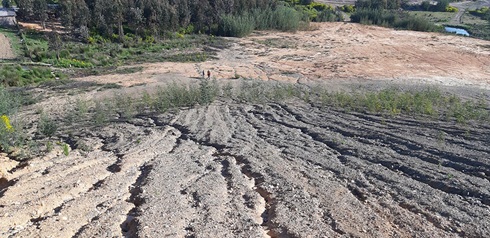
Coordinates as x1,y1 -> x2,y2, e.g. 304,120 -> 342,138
62,216 -> 68,221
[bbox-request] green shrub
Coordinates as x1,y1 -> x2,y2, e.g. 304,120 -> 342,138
37,114 -> 58,138
62,143 -> 70,156
340,5 -> 355,13
216,5 -> 303,37
445,6 -> 458,13
0,65 -> 62,87
56,58 -> 94,68
351,8 -> 439,32
217,13 -> 255,37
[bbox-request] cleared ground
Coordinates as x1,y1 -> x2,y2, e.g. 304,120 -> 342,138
0,33 -> 15,59
75,23 -> 490,89
1,23 -> 490,237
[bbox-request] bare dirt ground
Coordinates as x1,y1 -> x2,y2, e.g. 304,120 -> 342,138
0,33 -> 15,59
75,23 -> 490,89
1,23 -> 490,237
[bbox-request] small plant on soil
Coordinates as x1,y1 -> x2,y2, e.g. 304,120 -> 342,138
46,141 -> 54,152
38,114 -> 58,138
62,143 -> 70,156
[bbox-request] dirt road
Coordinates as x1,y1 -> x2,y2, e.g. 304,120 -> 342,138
1,22 -> 490,237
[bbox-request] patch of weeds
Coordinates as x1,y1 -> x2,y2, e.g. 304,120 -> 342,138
222,83 -> 234,98
76,140 -> 92,152
99,83 -> 122,90
46,141 -> 54,152
317,87 -> 489,123
0,64 -> 66,87
62,143 -> 70,156
92,100 -> 111,126
37,114 -> 58,138
75,98 -> 90,117
199,79 -> 219,105
114,94 -> 137,119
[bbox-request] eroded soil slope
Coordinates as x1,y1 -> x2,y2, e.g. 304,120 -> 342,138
1,22 -> 490,237
1,98 -> 489,237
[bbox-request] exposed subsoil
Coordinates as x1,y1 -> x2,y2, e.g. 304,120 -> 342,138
0,33 -> 15,59
74,23 -> 490,89
1,22 -> 490,237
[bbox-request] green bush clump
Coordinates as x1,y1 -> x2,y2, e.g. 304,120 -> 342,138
340,5 -> 355,13
445,6 -> 458,13
55,58 -> 94,68
217,5 -> 303,37
37,114 -> 58,138
469,7 -> 490,20
0,88 -> 27,154
351,8 -> 440,32
0,65 -> 63,87
217,13 -> 255,37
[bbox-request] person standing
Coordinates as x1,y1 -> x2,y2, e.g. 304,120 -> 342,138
207,70 -> 211,79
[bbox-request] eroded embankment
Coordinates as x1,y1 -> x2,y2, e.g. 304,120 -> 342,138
1,101 -> 489,237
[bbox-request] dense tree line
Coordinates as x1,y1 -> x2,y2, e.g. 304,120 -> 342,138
14,0 -> 275,38
351,0 -> 440,32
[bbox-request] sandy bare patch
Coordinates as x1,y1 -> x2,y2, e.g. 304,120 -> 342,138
0,33 -> 15,59
74,23 -> 490,90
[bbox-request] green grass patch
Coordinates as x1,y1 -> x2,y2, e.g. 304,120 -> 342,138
407,11 -> 455,23
0,27 -> 23,58
316,87 -> 489,123
0,64 -> 65,87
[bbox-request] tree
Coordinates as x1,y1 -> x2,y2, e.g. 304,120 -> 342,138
386,0 -> 400,9
2,0 -> 12,8
421,1 -> 431,11
33,0 -> 48,29
435,0 -> 449,12
60,0 -> 74,28
300,0 -> 313,5
61,0 -> 89,39
16,0 -> 34,20
47,31 -> 63,60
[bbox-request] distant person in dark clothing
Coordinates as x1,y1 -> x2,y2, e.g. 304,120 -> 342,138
207,70 -> 211,79
202,70 -> 205,78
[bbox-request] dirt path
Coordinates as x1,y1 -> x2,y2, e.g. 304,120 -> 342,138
0,33 -> 15,59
